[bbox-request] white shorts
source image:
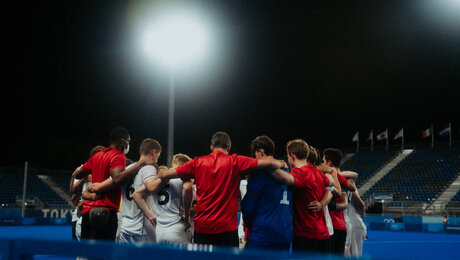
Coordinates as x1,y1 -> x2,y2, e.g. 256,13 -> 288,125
75,217 -> 82,241
156,222 -> 191,244
117,232 -> 151,244
350,227 -> 367,257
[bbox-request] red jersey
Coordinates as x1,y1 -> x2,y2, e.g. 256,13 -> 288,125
176,150 -> 258,234
81,147 -> 126,214
329,172 -> 349,230
290,164 -> 330,239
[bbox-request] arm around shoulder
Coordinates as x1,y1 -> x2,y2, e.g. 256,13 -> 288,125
270,168 -> 295,186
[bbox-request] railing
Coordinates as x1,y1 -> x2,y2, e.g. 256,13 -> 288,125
15,195 -> 44,209
0,238 -> 350,260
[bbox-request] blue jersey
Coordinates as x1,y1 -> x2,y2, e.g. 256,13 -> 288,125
241,169 -> 293,249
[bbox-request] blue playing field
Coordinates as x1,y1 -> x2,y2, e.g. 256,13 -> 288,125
1,226 -> 460,259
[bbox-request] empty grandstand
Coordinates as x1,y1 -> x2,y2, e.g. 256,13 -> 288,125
1,146 -> 459,217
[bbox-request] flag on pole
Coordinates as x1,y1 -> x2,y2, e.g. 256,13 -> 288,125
376,129 -> 388,140
439,125 -> 451,136
367,130 -> 373,141
352,132 -> 359,142
394,128 -> 403,140
422,128 -> 431,138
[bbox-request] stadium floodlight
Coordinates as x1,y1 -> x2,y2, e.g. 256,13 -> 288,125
143,8 -> 213,71
142,5 -> 215,166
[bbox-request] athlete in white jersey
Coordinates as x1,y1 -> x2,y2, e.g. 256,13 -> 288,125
339,171 -> 363,257
347,190 -> 366,257
133,154 -> 193,244
118,163 -> 157,243
238,178 -> 248,249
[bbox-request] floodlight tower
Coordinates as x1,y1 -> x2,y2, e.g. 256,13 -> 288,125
143,7 -> 213,167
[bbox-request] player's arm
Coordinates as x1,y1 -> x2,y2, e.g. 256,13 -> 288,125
256,158 -> 287,170
335,192 -> 348,211
340,171 -> 358,180
324,173 -> 335,187
81,189 -> 101,201
308,189 -> 332,214
132,185 -> 157,228
158,168 -> 179,181
318,165 -> 340,190
181,180 -> 193,231
71,178 -> 84,195
270,168 -> 295,186
351,191 -> 365,218
72,165 -> 89,180
346,178 -> 357,192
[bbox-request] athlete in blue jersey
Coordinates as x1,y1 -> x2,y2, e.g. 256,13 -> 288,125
241,136 -> 293,250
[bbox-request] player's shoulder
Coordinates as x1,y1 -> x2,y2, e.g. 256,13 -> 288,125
290,167 -> 302,175
139,165 -> 157,176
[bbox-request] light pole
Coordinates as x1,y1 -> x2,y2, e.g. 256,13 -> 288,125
167,68 -> 175,167
142,5 -> 214,167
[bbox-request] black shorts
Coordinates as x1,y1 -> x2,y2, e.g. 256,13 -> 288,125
80,208 -> 118,241
331,229 -> 347,255
292,236 -> 331,253
194,229 -> 239,247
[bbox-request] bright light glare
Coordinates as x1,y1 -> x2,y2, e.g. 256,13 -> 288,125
143,7 -> 214,70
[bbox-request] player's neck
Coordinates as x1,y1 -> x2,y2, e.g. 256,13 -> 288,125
213,147 -> 229,154
110,143 -> 123,153
292,159 -> 308,168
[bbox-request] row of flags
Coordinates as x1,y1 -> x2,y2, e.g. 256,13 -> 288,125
352,123 -> 452,150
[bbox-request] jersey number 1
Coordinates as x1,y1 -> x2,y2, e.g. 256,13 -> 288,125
280,189 -> 290,205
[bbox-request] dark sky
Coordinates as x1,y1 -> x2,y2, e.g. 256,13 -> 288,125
6,0 -> 460,170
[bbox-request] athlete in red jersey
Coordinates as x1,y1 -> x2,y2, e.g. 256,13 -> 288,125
158,132 -> 286,247
270,139 -> 335,253
72,127 -> 156,241
322,148 -> 357,255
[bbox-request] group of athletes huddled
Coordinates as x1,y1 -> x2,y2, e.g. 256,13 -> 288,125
69,127 -> 367,257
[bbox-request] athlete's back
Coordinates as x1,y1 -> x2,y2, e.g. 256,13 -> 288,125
119,164 -> 156,242
152,178 -> 190,244
241,169 -> 293,249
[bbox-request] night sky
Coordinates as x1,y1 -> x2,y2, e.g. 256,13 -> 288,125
7,0 -> 460,170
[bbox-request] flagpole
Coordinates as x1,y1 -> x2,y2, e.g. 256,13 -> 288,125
371,130 -> 374,152
449,122 -> 452,147
357,131 -> 360,152
402,127 -> 404,150
386,128 -> 389,150
431,123 -> 434,148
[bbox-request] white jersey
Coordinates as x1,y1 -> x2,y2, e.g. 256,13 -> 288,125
324,186 -> 334,236
153,178 -> 183,227
347,190 -> 367,257
348,191 -> 366,230
119,164 -> 156,236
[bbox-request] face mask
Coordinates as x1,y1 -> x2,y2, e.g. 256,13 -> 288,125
123,143 -> 130,155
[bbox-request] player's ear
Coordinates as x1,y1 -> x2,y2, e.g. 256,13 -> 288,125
210,145 -> 214,152
226,145 -> 231,153
257,149 -> 264,157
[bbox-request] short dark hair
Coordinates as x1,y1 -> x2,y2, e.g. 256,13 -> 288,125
250,135 -> 275,157
307,146 -> 318,165
314,147 -> 322,166
211,131 -> 231,149
286,139 -> 310,160
109,127 -> 130,143
139,138 -> 162,155
323,148 -> 343,167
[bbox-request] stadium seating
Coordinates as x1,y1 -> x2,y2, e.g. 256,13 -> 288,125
0,168 -> 69,208
341,150 -> 399,188
363,147 -> 460,205
446,190 -> 460,209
